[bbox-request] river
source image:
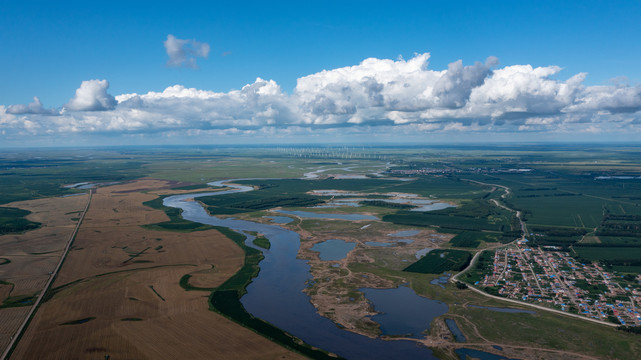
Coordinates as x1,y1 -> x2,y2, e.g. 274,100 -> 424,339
163,180 -> 438,359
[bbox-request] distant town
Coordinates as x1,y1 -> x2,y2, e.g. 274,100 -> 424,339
387,167 -> 533,175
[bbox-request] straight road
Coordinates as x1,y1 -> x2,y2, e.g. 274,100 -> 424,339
1,190 -> 93,360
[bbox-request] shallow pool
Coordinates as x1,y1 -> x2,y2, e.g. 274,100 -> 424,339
311,239 -> 356,261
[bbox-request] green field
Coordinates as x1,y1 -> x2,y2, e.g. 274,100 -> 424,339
383,199 -> 517,235
403,249 -> 472,274
448,231 -> 503,248
574,246 -> 641,261
0,207 -> 41,235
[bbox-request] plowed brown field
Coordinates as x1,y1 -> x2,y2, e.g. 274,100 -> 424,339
11,180 -> 300,360
0,194 -> 88,355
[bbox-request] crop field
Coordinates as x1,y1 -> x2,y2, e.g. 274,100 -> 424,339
573,247 -> 641,261
383,199 -> 517,234
447,231 -> 503,248
598,235 -> 641,245
11,180 -> 300,359
0,307 -> 31,353
0,194 -> 88,354
403,249 -> 472,274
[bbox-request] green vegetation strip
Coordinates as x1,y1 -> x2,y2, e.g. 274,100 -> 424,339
172,184 -> 213,190
179,274 -> 215,292
60,317 -> 96,325
122,246 -> 150,263
0,294 -> 37,309
359,200 -> 413,209
148,285 -> 165,301
208,226 -> 341,360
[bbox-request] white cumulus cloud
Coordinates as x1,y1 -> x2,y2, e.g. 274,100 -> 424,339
2,52 -> 641,143
164,34 -> 210,69
64,79 -> 117,111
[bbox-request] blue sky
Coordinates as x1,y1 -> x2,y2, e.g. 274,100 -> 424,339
1,0 -> 641,146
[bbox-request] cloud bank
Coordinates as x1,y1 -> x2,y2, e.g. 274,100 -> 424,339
2,53 -> 641,142
6,96 -> 58,115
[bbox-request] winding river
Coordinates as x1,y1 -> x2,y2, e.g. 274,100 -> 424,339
163,180 -> 438,359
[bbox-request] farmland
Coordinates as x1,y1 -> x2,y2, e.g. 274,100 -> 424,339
9,180 -> 301,359
403,250 -> 472,274
3,145 -> 641,359
0,193 -> 88,355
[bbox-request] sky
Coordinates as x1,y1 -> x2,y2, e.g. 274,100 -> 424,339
1,0 -> 641,147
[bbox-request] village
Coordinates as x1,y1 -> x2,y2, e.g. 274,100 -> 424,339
479,243 -> 641,326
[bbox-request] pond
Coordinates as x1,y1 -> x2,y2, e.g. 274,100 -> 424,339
360,286 -> 448,339
445,318 -> 466,342
311,239 -> 356,261
396,239 -> 414,244
388,230 -> 420,237
415,248 -> 433,259
410,202 -> 455,212
430,274 -> 450,289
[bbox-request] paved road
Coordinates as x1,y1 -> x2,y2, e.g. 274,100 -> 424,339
1,190 -> 93,360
